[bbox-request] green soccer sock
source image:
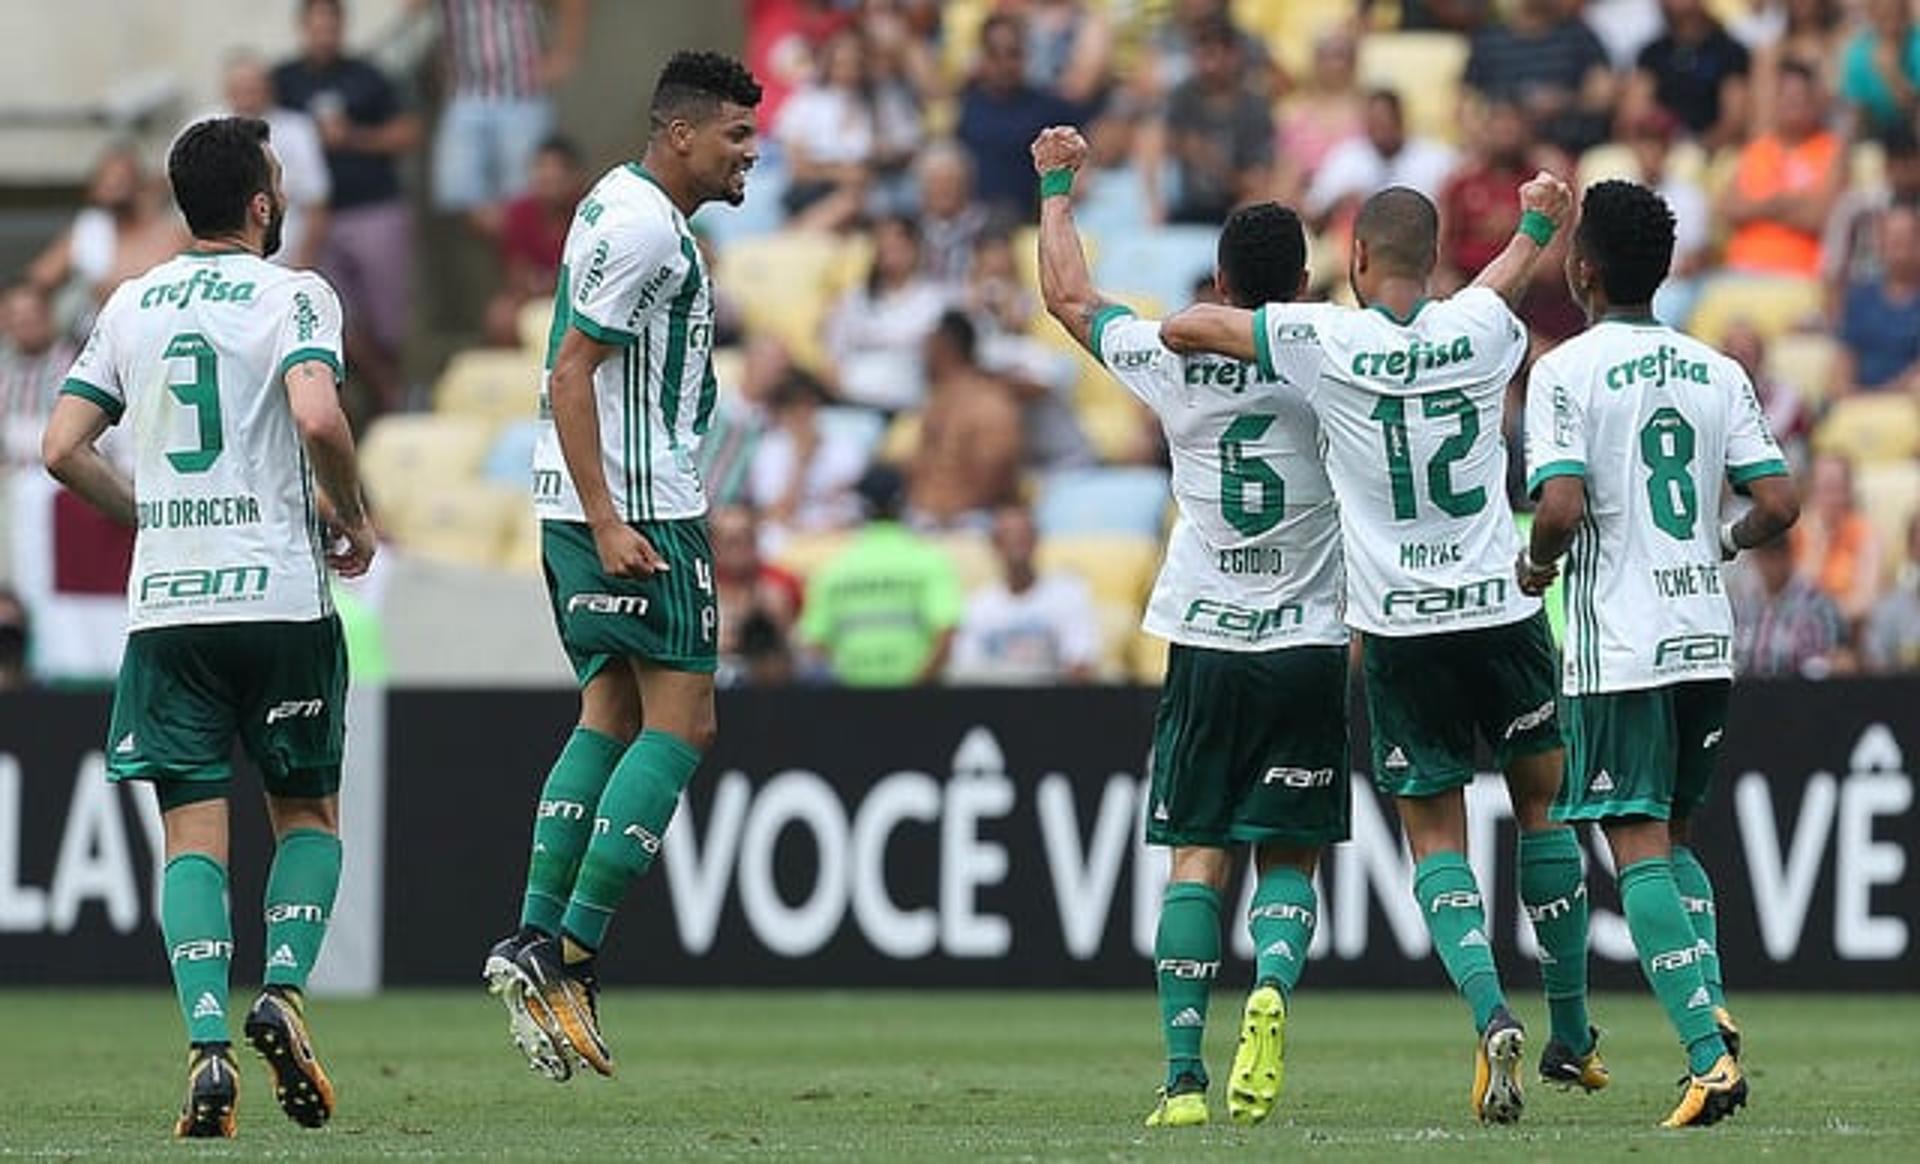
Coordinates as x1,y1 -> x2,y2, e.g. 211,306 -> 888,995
1669,845 -> 1726,1011
1247,866 -> 1317,1000
262,828 -> 342,993
1413,852 -> 1506,1033
520,727 -> 626,935
1619,857 -> 1726,1074
561,729 -> 702,952
1155,881 -> 1222,1088
162,853 -> 233,1045
1517,827 -> 1592,1053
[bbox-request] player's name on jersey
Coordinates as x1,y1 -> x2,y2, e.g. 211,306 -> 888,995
1216,546 -> 1286,576
1651,562 -> 1725,600
1182,597 -> 1305,642
1398,540 -> 1463,569
1347,334 -> 1475,386
135,268 -> 258,311
1604,344 -> 1711,391
135,494 -> 263,531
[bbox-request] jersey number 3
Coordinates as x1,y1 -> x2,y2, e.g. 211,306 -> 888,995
164,332 -> 223,474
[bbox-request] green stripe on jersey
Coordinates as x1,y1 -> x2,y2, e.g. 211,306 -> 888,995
1087,303 -> 1134,359
1728,458 -> 1789,485
693,353 -> 718,436
1252,304 -> 1277,379
658,235 -> 704,444
1527,459 -> 1585,497
277,346 -> 345,384
621,347 -> 636,517
60,378 -> 124,423
640,327 -> 655,519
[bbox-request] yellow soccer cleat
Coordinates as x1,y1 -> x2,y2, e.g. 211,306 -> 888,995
1714,1007 -> 1742,1061
244,986 -> 336,1128
1227,986 -> 1287,1126
1662,1053 -> 1747,1128
1471,1006 -> 1526,1124
173,1044 -> 238,1139
1144,1085 -> 1209,1128
516,936 -> 614,1077
1538,1026 -> 1610,1092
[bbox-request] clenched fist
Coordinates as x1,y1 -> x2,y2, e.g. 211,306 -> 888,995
1031,126 -> 1089,175
1518,170 -> 1574,232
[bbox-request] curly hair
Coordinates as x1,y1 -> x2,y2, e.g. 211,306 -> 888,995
1218,202 -> 1308,307
1574,180 -> 1675,306
650,50 -> 762,130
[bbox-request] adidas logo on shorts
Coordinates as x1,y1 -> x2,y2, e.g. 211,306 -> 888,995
1170,1007 -> 1205,1029
1589,770 -> 1615,794
1383,747 -> 1410,771
192,992 -> 224,1020
115,733 -> 136,755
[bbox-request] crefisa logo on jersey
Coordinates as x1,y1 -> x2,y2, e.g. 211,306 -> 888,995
138,268 -> 257,310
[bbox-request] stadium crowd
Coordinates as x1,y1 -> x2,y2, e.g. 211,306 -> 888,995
2,0 -> 1919,690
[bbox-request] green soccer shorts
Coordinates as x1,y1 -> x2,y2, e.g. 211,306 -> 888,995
1147,642 -> 1351,849
1553,679 -> 1731,823
107,615 -> 347,802
542,518 -> 718,683
1362,609 -> 1562,798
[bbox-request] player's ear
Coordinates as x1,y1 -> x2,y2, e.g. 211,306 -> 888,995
1212,267 -> 1229,301
1294,266 -> 1310,299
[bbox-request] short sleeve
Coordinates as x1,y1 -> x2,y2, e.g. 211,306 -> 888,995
567,213 -> 683,347
274,276 -> 347,383
1251,302 -> 1323,383
1455,286 -> 1528,382
1525,359 -> 1587,496
1092,308 -> 1178,407
1725,368 -> 1789,485
61,296 -> 126,423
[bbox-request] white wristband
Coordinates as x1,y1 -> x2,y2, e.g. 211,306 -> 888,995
1719,520 -> 1742,557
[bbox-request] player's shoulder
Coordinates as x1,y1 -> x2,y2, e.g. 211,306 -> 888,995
580,165 -> 677,234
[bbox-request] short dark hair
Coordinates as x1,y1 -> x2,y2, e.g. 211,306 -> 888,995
1366,89 -> 1404,119
1353,186 -> 1438,277
1574,179 -> 1675,306
650,50 -> 762,133
169,117 -> 273,240
536,133 -> 584,166
981,13 -> 1024,49
1217,202 -> 1308,307
1881,119 -> 1918,160
933,309 -> 978,364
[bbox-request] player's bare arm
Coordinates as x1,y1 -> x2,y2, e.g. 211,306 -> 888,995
40,393 -> 135,527
1032,126 -> 1114,354
286,358 -> 375,578
549,325 -> 668,578
1722,475 -> 1800,557
1519,476 -> 1584,595
1158,303 -> 1257,362
1469,170 -> 1574,310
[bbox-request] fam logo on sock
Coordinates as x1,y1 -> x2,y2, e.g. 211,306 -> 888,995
1155,958 -> 1220,981
171,938 -> 234,964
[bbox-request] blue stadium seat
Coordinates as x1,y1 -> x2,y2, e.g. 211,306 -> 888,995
1035,466 -> 1170,537
483,419 -> 541,488
1092,226 -> 1217,317
816,405 -> 887,460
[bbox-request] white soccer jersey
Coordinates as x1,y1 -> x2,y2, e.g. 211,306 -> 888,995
62,253 -> 344,630
1254,287 -> 1539,637
533,164 -> 717,523
1525,318 -> 1789,694
1094,307 -> 1346,652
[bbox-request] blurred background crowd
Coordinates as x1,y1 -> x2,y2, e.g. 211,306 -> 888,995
0,0 -> 1917,692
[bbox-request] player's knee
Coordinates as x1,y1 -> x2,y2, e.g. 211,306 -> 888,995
1169,846 -> 1232,891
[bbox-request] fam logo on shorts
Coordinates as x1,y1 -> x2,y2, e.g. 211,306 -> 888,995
569,593 -> 650,617
1262,766 -> 1335,788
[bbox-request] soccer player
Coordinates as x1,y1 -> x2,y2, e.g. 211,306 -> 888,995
1160,178 -> 1604,1124
1520,180 -> 1798,1128
41,116 -> 374,1137
1033,127 -> 1347,1129
481,51 -> 761,1080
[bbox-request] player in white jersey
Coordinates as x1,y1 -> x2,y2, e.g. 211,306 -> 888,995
1162,179 -> 1608,1123
1032,128 -> 1346,1130
483,51 -> 761,1082
1521,180 -> 1799,1128
41,117 -> 373,1139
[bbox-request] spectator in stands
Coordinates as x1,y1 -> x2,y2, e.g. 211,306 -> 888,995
26,143 -> 187,330
1141,0 -> 1275,100
218,51 -> 331,270
1840,0 -> 1920,141
1306,90 -> 1457,233
1864,511 -> 1920,673
413,0 -> 585,232
1273,28 -> 1367,210
949,504 -> 1100,684
0,284 -> 75,471
1621,108 -> 1713,325
273,0 -> 423,421
0,589 -> 27,691
1794,452 -> 1886,629
1368,0 -> 1491,33
823,216 -> 951,412
711,504 -> 804,686
1732,532 -> 1851,677
1823,122 -> 1920,295
957,13 -> 1081,220
1013,0 -> 1114,122
748,371 -> 870,547
965,232 -> 1093,471
1586,0 -> 1667,70
699,333 -> 789,507
1722,320 -> 1811,474
748,0 -> 859,129
1437,97 -> 1579,339
1463,0 -> 1618,155
778,31 -> 884,230
917,141 -> 989,287
1750,0 -> 1844,133
909,312 -> 1024,530
1832,204 -> 1920,397
1720,62 -> 1845,279
1138,17 -> 1274,226
799,465 -> 962,686
1623,0 -> 1751,151
481,134 -> 586,347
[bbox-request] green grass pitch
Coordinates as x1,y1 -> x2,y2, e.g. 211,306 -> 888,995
1,989 -> 1913,1160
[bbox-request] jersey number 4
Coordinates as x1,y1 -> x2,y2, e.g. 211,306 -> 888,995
1370,389 -> 1486,520
164,332 -> 223,474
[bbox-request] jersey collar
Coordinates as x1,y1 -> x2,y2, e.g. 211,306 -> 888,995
1600,309 -> 1660,325
1368,298 -> 1429,325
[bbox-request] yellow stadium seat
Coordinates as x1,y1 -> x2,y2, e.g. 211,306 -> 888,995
713,231 -> 849,375
1235,0 -> 1352,74
517,296 -> 554,353
1765,332 -> 1840,407
1129,626 -> 1170,683
1357,33 -> 1468,145
1854,460 -> 1920,586
389,483 -> 522,570
769,529 -> 854,582
930,531 -> 1000,592
501,502 -> 542,575
1813,394 -> 1920,464
1577,143 -> 1639,190
434,348 -> 543,423
357,414 -> 498,528
1687,276 -> 1823,346
941,0 -> 991,86
1038,533 -> 1159,609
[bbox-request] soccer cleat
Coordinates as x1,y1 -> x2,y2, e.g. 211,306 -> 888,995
515,936 -> 614,1077
1715,1007 -> 1742,1062
1144,1073 -> 1209,1128
1471,1007 -> 1526,1124
173,1043 -> 238,1139
1661,1053 -> 1747,1128
1226,985 -> 1287,1126
483,929 -> 571,1081
244,987 -> 335,1128
1538,1026 -> 1610,1092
